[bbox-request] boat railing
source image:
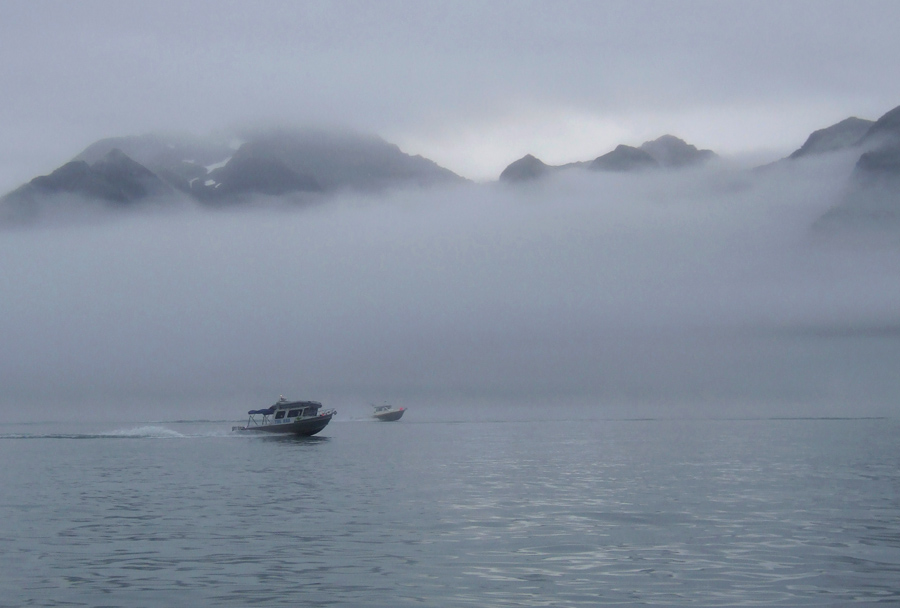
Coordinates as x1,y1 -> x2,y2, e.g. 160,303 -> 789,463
246,413 -> 270,426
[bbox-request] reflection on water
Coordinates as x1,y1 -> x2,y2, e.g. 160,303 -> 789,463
0,415 -> 898,606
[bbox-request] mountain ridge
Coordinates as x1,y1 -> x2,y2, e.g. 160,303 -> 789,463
499,134 -> 717,183
815,105 -> 900,228
4,106 -> 900,232
1,128 -> 467,222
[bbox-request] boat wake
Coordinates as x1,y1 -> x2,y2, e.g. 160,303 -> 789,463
106,425 -> 188,438
0,425 -> 236,440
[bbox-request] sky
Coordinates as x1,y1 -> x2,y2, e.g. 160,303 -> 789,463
2,1 -> 900,422
2,0 -> 900,189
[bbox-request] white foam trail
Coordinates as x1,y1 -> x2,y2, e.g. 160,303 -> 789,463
107,425 -> 186,438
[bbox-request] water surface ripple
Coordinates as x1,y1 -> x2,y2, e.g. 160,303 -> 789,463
1,416 -> 898,606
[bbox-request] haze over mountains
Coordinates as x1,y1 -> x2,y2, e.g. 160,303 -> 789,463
2,104 -> 900,231
1,129 -> 466,223
3,104 -> 900,417
496,103 -> 900,231
499,135 -> 717,181
814,105 -> 900,228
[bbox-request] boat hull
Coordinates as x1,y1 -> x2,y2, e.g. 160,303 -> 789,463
373,409 -> 404,422
233,412 -> 334,436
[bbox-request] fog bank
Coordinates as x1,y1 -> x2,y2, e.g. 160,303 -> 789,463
2,157 -> 899,421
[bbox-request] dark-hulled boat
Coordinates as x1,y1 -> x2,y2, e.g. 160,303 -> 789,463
232,397 -> 336,436
372,404 -> 406,421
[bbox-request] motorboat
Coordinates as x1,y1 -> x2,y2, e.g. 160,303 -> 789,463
372,403 -> 406,421
232,397 -> 336,436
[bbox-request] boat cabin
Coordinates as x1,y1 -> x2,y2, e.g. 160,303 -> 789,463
246,397 -> 324,427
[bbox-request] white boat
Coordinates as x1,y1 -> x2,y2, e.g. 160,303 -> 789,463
232,397 -> 336,436
372,404 -> 406,421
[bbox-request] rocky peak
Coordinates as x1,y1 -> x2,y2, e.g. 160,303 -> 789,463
639,135 -> 716,168
14,148 -> 171,206
499,154 -> 549,182
590,145 -> 659,172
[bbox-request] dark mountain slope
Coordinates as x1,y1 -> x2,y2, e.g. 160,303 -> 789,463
2,128 -> 468,220
788,117 -> 874,160
5,149 -> 171,206
815,105 -> 900,228
590,145 -> 659,172
227,129 -> 465,193
499,154 -> 550,182
499,135 -> 714,182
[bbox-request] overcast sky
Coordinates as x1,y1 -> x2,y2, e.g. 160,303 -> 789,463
2,0 -> 900,188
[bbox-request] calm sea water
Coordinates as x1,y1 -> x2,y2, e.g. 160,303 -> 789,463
1,410 -> 898,607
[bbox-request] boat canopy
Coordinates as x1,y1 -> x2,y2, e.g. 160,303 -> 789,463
248,406 -> 277,416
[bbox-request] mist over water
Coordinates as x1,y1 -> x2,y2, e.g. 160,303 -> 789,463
2,154 -> 899,421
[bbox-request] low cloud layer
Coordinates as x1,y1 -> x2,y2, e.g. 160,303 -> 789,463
2,154 -> 899,421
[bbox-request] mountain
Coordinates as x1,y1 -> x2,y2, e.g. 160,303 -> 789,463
788,117 -> 874,160
74,133 -> 235,196
212,129 -> 464,194
498,154 -> 551,182
755,115 -> 874,173
499,135 -> 714,182
1,148 -> 175,221
5,108 -> 900,231
858,104 -> 900,147
74,128 -> 465,198
639,135 -> 716,168
1,128 -> 467,221
590,145 -> 659,172
192,153 -> 321,199
815,105 -> 900,228
14,148 -> 173,204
